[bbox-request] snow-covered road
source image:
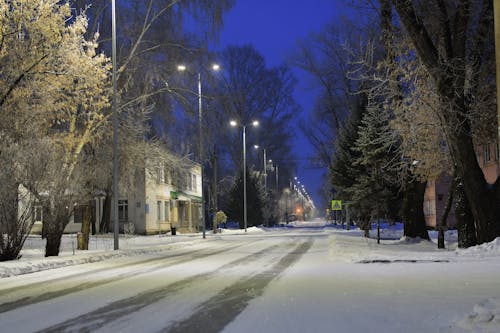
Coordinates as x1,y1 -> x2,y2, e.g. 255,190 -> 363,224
0,225 -> 499,333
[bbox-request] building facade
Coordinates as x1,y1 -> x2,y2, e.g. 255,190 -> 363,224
424,142 -> 500,229
29,160 -> 202,235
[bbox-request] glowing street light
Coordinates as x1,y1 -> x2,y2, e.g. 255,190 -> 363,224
254,145 -> 268,192
230,119 -> 259,232
177,63 -> 220,239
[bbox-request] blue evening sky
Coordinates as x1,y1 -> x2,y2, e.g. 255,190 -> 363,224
212,0 -> 352,208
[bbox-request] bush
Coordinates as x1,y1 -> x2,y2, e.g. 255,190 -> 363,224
214,211 -> 227,227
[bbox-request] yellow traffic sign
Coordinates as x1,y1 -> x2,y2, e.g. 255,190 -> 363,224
331,200 -> 342,211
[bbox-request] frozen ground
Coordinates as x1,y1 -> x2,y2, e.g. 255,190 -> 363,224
0,220 -> 499,333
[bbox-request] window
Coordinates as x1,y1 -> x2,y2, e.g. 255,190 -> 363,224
157,201 -> 162,221
74,206 -> 83,224
166,169 -> 172,185
33,205 -> 43,222
424,200 -> 435,216
164,201 -> 169,221
437,194 -> 444,201
118,200 -> 128,222
158,165 -> 165,183
192,174 -> 197,191
187,174 -> 191,190
496,143 -> 499,161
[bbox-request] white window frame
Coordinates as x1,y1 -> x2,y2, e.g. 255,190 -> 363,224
164,200 -> 169,222
192,174 -> 197,191
157,201 -> 162,221
118,200 -> 128,222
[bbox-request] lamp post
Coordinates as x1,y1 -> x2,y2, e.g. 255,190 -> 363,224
231,120 -> 259,232
178,63 -> 220,239
112,0 -> 119,250
253,145 -> 267,192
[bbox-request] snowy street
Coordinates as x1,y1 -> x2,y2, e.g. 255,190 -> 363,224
1,223 -> 500,333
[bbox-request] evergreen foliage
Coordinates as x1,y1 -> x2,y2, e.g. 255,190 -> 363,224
347,100 -> 401,223
226,170 -> 264,228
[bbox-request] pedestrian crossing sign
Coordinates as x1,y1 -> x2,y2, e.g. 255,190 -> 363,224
331,200 -> 342,211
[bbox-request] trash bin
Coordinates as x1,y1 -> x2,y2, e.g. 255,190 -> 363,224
171,227 -> 176,235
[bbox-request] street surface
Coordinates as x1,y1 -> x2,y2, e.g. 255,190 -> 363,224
0,226 -> 499,333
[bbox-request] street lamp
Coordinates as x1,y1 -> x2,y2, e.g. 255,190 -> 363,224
230,119 -> 259,232
253,145 -> 267,191
177,63 -> 220,239
111,0 -> 119,250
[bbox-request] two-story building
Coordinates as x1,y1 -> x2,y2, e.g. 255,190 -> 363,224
123,161 -> 202,234
30,157 -> 202,235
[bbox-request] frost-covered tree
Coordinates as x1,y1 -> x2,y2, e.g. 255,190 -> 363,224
0,1 -> 111,257
347,98 -> 402,239
391,0 -> 499,244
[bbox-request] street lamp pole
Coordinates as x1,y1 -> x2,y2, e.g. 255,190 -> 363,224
197,72 -> 206,239
178,64 -> 219,239
231,120 -> 258,233
263,148 -> 267,192
243,125 -> 247,232
112,0 -> 119,250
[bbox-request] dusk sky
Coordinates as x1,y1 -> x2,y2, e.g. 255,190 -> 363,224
212,1 -> 353,208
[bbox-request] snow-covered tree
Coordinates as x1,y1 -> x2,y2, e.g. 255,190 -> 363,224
391,0 -> 499,244
0,1 -> 111,257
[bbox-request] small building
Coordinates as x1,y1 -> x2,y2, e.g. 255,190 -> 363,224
424,142 -> 500,229
121,161 -> 202,235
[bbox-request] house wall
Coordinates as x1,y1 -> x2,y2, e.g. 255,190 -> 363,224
26,159 -> 203,236
143,168 -> 173,235
424,142 -> 499,229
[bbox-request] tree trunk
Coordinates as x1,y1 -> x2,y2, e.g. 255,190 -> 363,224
78,205 -> 91,250
43,202 -> 70,257
361,216 -> 371,238
437,174 -> 456,249
442,107 -> 499,244
455,178 -> 477,248
392,0 -> 500,245
100,193 -> 111,233
402,180 -> 430,240
45,230 -> 63,257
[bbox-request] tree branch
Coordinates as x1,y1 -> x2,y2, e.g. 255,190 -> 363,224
391,0 -> 441,79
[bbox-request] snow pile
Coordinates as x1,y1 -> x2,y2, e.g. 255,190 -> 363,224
454,298 -> 500,332
456,237 -> 500,257
0,243 -> 190,278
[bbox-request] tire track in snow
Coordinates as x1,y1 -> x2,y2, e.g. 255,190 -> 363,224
35,242 -> 290,333
164,239 -> 314,333
0,242 -> 246,314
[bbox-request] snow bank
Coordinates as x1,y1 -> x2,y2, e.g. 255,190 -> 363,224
456,237 -> 500,257
0,227 -> 269,278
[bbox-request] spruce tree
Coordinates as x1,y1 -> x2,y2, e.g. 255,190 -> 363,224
348,101 -> 401,230
226,170 -> 264,228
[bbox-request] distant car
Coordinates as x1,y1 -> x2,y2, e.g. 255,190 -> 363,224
287,214 -> 297,222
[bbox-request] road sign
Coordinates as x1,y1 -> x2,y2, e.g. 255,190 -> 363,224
331,200 -> 342,211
